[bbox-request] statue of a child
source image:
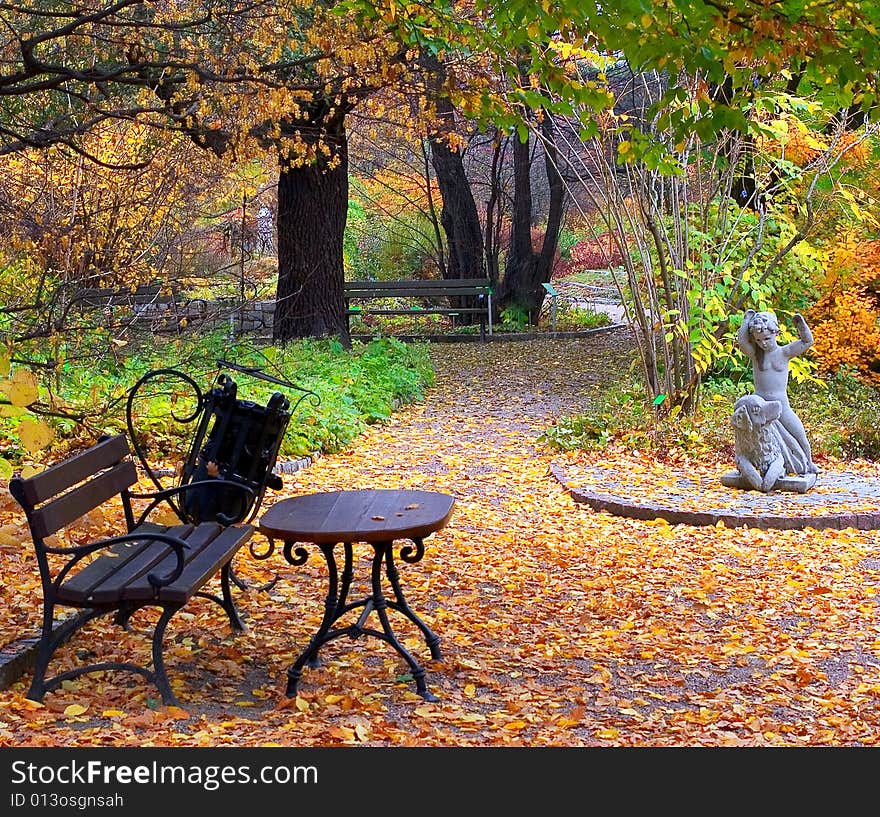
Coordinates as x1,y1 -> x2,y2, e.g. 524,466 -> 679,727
736,309 -> 818,474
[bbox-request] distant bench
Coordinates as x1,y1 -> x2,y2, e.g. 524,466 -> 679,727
344,278 -> 493,340
70,284 -> 179,309
68,285 -> 212,332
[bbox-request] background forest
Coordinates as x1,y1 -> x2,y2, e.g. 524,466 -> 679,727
1,0 -> 879,472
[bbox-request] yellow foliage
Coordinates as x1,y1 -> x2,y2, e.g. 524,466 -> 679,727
758,115 -> 871,169
0,121 -> 257,289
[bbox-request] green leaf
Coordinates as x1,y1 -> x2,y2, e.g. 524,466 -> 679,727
653,394 -> 667,406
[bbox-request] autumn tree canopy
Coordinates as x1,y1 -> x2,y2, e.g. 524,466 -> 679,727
0,0 -> 415,341
1,0 -> 879,353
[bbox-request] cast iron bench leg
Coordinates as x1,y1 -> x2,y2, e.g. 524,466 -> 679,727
151,606 -> 181,707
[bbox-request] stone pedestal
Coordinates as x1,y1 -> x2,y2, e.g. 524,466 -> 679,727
720,471 -> 817,494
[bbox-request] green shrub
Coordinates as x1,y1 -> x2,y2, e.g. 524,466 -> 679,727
793,368 -> 880,460
545,302 -> 613,331
500,306 -> 530,332
2,331 -> 434,466
542,366 -> 880,463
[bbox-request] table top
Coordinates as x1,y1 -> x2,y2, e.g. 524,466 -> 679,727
258,489 -> 455,544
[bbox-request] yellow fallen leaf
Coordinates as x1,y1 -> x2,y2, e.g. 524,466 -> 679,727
328,725 -> 356,742
596,727 -> 619,739
295,695 -> 310,712
64,704 -> 88,717
18,417 -> 54,453
0,525 -> 19,547
102,709 -> 126,718
355,723 -> 371,742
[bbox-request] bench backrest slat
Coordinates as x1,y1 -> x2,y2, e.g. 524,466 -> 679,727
344,279 -> 491,299
27,461 -> 138,539
346,288 -> 488,299
16,434 -> 130,507
344,278 -> 489,290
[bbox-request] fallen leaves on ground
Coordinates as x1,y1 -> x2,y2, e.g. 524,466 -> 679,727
1,331 -> 879,747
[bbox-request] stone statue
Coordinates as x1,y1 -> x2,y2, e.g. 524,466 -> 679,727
721,309 -> 818,493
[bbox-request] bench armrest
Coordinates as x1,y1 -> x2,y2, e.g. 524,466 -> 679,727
50,531 -> 191,591
129,480 -> 257,527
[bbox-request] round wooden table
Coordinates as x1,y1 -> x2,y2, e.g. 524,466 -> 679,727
259,489 -> 455,701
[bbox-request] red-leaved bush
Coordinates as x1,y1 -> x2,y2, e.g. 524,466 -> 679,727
555,234 -> 625,276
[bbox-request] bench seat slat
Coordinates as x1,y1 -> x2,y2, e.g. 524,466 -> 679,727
64,524 -> 197,605
119,522 -> 222,603
123,523 -> 251,603
158,524 -> 254,604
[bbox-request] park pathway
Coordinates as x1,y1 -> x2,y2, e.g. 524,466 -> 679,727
4,326 -> 880,748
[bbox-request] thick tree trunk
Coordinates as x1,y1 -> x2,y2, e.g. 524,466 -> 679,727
496,115 -> 565,324
422,49 -> 486,322
273,113 -> 350,344
429,131 -> 485,283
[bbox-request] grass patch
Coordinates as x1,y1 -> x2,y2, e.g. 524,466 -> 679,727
541,367 -> 880,463
2,331 -> 434,467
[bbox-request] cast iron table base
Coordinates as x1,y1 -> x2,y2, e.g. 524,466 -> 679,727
258,489 -> 454,702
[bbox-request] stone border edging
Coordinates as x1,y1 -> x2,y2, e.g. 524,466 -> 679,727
549,463 -> 880,531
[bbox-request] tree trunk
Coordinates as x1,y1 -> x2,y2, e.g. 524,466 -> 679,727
496,114 -> 566,324
273,113 -> 350,344
422,50 -> 486,322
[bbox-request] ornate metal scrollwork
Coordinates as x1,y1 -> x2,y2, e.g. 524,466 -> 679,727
399,537 -> 425,564
248,535 -> 276,562
125,367 -> 205,517
283,541 -> 310,566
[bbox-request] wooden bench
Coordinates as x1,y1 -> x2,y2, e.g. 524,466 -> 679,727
344,278 -> 493,340
9,434 -> 255,707
70,284 -> 179,310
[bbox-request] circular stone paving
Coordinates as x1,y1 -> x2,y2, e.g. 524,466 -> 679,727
550,456 -> 880,530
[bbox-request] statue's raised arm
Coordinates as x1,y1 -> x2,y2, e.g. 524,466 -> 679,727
784,313 -> 814,360
737,309 -> 758,359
